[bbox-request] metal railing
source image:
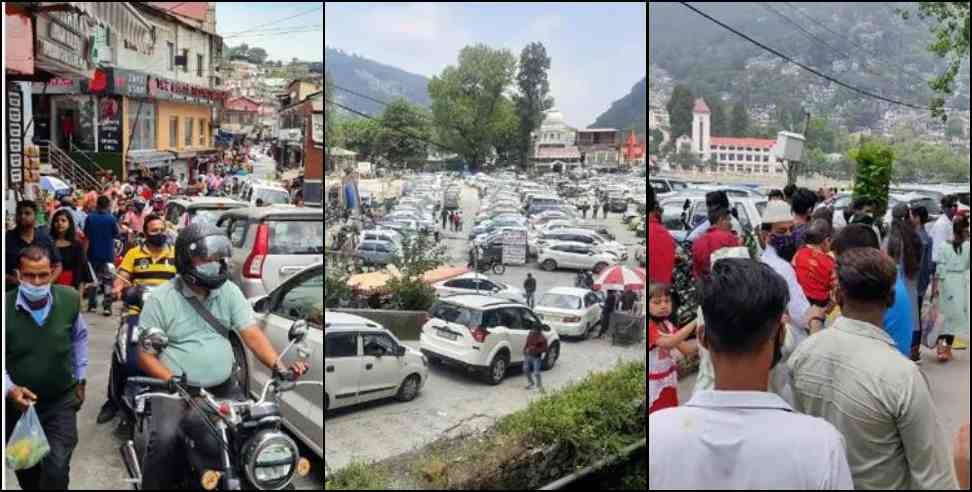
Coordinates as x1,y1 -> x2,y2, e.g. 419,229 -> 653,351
35,140 -> 106,192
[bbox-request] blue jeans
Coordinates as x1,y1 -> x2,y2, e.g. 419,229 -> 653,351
524,355 -> 543,386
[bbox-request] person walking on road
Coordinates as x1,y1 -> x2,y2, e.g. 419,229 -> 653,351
523,323 -> 548,393
596,290 -> 618,338
441,207 -> 448,230
933,215 -> 970,362
524,273 -> 537,309
5,245 -> 88,490
602,200 -> 609,220
650,258 -> 853,490
789,248 -> 958,490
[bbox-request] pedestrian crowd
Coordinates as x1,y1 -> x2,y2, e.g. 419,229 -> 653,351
648,183 -> 971,490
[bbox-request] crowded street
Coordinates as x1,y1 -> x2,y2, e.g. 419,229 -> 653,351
3,2 -> 324,490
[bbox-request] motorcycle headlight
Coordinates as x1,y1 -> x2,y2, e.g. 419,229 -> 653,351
241,431 -> 299,490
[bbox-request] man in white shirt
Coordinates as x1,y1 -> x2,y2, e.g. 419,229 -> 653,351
929,194 -> 958,262
650,258 -> 853,490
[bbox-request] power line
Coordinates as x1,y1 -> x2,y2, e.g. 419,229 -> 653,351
326,97 -> 463,157
219,5 -> 323,37
679,2 -> 962,114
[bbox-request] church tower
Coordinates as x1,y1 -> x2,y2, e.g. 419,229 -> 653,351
691,98 -> 711,161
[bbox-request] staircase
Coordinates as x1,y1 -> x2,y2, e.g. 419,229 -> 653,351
36,140 -> 106,192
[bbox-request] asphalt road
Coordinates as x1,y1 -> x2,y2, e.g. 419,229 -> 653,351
3,305 -> 325,491
325,183 -> 648,473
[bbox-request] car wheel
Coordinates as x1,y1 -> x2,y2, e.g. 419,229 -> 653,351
231,336 -> 251,397
396,375 -> 421,402
486,354 -> 509,385
593,262 -> 608,274
542,342 -> 560,370
541,259 -> 557,271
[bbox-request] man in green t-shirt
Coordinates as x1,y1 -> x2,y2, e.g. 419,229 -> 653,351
135,222 -> 309,490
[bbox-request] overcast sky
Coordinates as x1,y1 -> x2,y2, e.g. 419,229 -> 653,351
325,2 -> 646,127
216,2 -> 323,62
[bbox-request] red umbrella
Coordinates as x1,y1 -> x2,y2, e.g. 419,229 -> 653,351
593,265 -> 647,292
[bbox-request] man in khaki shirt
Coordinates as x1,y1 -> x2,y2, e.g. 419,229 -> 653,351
790,248 -> 958,490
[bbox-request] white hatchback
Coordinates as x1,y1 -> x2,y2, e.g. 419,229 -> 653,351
432,272 -> 526,304
533,287 -> 603,338
324,312 -> 429,413
420,295 -> 561,385
538,241 -> 618,273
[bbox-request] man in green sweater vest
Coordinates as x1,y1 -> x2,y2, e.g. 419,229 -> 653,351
4,245 -> 88,490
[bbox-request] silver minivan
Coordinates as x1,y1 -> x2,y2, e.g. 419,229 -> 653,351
216,206 -> 325,299
249,263 -> 324,458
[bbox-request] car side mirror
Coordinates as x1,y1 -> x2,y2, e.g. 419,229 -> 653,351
396,345 -> 406,357
542,324 -> 551,332
288,319 -> 309,343
253,296 -> 270,313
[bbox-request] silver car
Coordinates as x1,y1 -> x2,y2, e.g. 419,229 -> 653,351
217,206 -> 325,299
249,263 -> 323,458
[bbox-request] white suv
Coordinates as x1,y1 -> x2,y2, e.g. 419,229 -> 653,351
325,312 -> 429,413
538,241 -> 618,273
420,295 -> 561,385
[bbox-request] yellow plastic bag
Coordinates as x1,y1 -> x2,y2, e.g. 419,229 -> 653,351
5,405 -> 50,470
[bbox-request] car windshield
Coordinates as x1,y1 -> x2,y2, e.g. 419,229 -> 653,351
429,301 -> 482,328
269,220 -> 325,254
191,208 -> 230,225
255,188 -> 291,205
538,293 -> 582,310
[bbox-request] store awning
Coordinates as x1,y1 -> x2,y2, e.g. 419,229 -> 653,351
127,150 -> 175,169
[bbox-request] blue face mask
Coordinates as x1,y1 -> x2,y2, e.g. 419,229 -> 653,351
20,282 -> 51,302
196,261 -> 222,277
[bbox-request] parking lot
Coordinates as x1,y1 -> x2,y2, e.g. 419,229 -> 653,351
325,181 -> 647,473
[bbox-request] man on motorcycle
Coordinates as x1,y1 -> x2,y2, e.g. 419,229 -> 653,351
134,222 -> 309,490
95,215 -> 176,433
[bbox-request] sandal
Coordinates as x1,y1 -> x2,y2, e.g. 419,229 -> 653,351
937,340 -> 951,362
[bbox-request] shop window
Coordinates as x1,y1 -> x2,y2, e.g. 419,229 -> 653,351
185,118 -> 194,147
125,100 -> 155,150
170,116 -> 179,149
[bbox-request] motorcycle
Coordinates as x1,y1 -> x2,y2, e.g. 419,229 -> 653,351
120,319 -> 321,490
108,269 -> 158,426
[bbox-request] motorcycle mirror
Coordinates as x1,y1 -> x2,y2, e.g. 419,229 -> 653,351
107,263 -> 117,276
138,327 -> 169,355
288,320 -> 309,343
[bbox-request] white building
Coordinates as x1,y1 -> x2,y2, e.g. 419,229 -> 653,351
690,98 -> 785,175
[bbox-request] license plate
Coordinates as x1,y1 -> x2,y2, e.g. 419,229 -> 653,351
437,329 -> 458,341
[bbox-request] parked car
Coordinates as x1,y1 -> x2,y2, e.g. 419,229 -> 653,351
249,263 -> 325,457
531,228 -> 627,259
163,196 -> 248,237
238,180 -> 292,206
217,206 -> 325,298
538,241 -> 618,273
323,311 -> 428,416
432,272 -> 526,304
533,287 -> 603,339
354,240 -> 399,266
420,295 -> 561,384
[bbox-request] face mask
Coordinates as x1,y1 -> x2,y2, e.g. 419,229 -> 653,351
770,233 -> 798,262
146,233 -> 167,247
196,261 -> 222,278
19,282 -> 51,302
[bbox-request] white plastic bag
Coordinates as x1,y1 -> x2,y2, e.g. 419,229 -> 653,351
5,405 -> 51,471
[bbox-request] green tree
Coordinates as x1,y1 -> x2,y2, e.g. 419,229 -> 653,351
900,3 -> 970,121
730,102 -> 750,137
513,42 -> 554,170
428,45 -> 518,172
850,140 -> 895,222
377,99 -> 431,169
667,86 -> 694,140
